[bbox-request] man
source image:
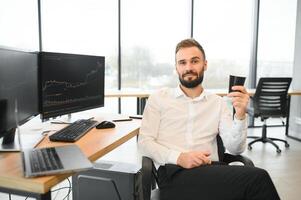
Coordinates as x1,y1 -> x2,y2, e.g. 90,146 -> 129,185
138,38 -> 279,200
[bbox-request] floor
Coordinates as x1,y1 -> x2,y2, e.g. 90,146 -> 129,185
244,126 -> 301,200
1,125 -> 301,200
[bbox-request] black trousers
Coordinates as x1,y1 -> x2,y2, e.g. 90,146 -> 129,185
157,163 -> 280,200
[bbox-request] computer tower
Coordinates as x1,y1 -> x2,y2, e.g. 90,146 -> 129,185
72,160 -> 141,200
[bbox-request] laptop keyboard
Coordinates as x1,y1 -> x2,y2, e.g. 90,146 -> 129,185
49,119 -> 98,142
30,147 -> 63,173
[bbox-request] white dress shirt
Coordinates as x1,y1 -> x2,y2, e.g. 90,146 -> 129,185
138,86 -> 247,166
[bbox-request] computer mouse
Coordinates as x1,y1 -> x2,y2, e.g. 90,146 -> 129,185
95,121 -> 116,129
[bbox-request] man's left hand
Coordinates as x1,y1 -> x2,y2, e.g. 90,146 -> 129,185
227,86 -> 250,120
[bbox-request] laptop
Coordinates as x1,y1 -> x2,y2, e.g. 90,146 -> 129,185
15,100 -> 93,178
21,145 -> 93,177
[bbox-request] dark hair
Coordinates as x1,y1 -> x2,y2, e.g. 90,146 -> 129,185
175,38 -> 206,60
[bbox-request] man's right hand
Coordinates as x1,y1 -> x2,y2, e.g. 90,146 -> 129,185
177,151 -> 211,169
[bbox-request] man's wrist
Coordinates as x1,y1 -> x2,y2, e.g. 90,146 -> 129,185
235,113 -> 246,120
168,150 -> 182,165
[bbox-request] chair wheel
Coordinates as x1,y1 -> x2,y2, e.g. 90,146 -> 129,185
276,149 -> 281,153
248,146 -> 252,150
285,143 -> 290,148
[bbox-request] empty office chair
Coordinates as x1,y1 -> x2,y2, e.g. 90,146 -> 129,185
141,134 -> 254,200
248,77 -> 292,153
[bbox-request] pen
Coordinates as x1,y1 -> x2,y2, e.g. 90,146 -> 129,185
129,115 -> 143,119
34,134 -> 47,148
50,121 -> 72,124
112,118 -> 133,122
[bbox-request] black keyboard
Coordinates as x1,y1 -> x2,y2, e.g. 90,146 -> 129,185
30,147 -> 63,173
49,119 -> 98,142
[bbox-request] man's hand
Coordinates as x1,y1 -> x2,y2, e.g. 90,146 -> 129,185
177,151 -> 211,169
228,86 -> 250,120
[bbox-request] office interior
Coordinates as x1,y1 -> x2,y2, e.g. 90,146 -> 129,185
1,0 -> 301,199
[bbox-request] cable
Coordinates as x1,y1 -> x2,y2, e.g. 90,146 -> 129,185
53,188 -> 60,200
21,178 -> 72,200
62,188 -> 72,200
51,187 -> 72,193
52,177 -> 72,200
62,178 -> 72,200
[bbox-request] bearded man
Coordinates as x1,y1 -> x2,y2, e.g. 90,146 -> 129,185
138,38 -> 279,200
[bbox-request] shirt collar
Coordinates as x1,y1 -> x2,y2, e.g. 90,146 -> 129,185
174,85 -> 208,101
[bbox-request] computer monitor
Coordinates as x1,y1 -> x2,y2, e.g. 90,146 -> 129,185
38,52 -> 105,120
0,47 -> 39,150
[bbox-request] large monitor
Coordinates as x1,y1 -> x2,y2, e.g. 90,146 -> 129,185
39,52 -> 105,120
0,48 -> 39,150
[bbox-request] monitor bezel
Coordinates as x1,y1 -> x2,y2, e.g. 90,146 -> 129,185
0,47 -> 39,143
38,51 -> 105,120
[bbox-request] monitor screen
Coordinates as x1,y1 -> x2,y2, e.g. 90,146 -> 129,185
0,48 -> 39,143
39,52 -> 105,119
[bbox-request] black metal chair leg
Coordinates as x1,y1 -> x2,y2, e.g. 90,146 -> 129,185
248,138 -> 264,146
248,138 -> 265,150
269,138 -> 290,148
265,138 -> 281,153
247,136 -> 260,139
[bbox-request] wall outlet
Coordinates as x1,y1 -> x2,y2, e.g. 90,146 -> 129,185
295,117 -> 301,125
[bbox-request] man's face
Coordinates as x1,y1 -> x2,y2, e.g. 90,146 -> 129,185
176,46 -> 207,88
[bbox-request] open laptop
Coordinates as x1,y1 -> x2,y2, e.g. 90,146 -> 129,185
15,100 -> 93,178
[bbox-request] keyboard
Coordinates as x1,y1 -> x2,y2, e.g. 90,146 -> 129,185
30,147 -> 63,173
49,119 -> 98,142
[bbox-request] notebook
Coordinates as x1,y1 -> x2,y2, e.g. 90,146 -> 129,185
15,100 -> 93,178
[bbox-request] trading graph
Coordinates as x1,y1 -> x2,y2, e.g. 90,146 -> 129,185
42,68 -> 101,106
40,53 -> 105,118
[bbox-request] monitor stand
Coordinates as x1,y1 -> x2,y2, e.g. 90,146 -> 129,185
0,128 -> 20,151
0,128 -> 44,152
0,142 -> 20,151
50,114 -> 90,125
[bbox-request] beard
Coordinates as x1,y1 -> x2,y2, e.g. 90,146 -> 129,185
179,70 -> 204,88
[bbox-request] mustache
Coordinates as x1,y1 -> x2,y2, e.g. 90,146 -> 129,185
182,70 -> 199,78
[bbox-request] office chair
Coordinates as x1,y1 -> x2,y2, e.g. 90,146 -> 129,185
248,77 -> 292,153
141,134 -> 254,200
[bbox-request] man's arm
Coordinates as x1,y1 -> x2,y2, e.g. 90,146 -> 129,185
219,86 -> 249,154
138,94 -> 181,166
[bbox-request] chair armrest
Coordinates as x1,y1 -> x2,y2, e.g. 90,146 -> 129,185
142,156 -> 157,200
223,153 -> 254,167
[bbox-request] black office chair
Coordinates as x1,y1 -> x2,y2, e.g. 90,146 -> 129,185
141,134 -> 254,200
248,77 -> 292,153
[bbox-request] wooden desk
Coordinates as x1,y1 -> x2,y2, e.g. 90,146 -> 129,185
106,89 -> 301,140
106,89 -> 301,98
0,118 -> 141,200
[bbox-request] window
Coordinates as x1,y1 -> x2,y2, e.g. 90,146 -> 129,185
121,0 -> 191,90
256,0 -> 297,80
0,0 -> 39,50
194,0 -> 253,88
41,0 -> 118,90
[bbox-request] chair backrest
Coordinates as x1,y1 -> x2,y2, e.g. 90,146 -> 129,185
253,77 -> 292,118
